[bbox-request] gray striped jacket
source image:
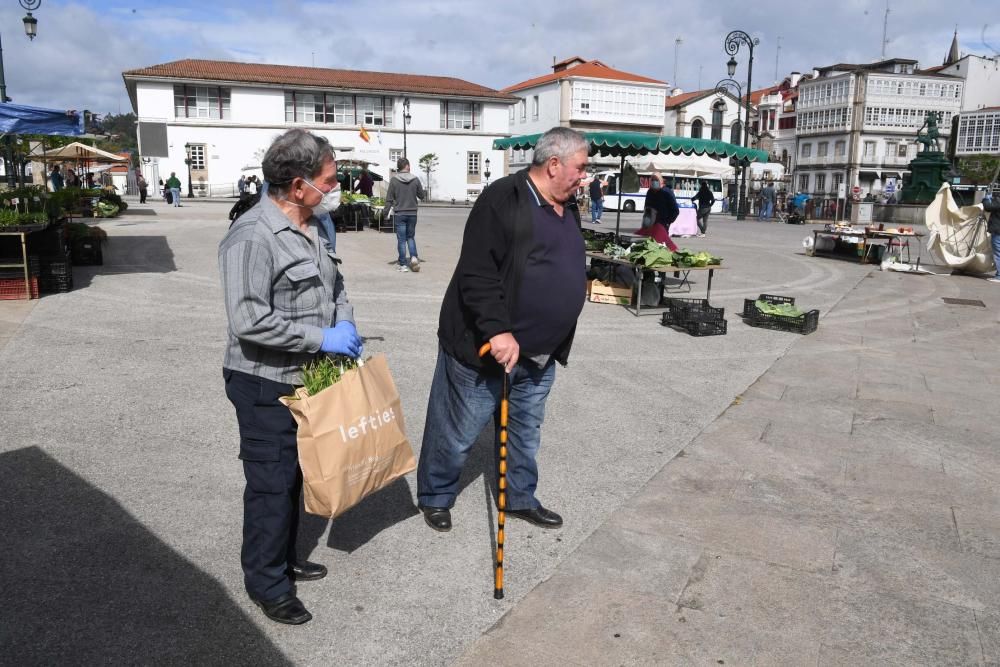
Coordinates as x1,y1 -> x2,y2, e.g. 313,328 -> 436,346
219,195 -> 354,384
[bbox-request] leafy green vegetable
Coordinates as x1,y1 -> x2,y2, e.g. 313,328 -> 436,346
672,248 -> 722,267
626,237 -> 675,269
292,355 -> 360,398
755,300 -> 803,318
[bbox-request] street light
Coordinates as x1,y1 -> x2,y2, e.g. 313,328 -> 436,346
402,97 -> 412,161
484,157 -> 491,188
0,1 -> 43,104
724,29 -> 759,220
184,143 -> 194,199
714,77 -> 745,220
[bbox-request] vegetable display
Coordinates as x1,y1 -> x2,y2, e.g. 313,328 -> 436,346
754,299 -> 804,318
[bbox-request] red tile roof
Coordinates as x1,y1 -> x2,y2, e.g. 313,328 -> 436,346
123,59 -> 518,101
750,84 -> 782,105
664,90 -> 708,109
502,60 -> 665,93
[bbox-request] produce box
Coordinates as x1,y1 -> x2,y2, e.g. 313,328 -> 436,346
741,294 -> 819,335
0,274 -> 39,300
661,298 -> 727,336
588,279 -> 632,305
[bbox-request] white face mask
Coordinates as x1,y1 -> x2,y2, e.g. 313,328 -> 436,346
303,179 -> 341,215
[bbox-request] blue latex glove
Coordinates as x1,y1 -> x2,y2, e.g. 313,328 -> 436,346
320,321 -> 361,357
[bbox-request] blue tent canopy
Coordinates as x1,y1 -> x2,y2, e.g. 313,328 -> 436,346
0,102 -> 83,136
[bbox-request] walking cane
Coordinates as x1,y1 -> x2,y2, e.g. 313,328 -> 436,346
478,342 -> 507,600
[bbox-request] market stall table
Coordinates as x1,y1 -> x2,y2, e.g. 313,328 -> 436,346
586,250 -> 722,317
812,228 -> 924,264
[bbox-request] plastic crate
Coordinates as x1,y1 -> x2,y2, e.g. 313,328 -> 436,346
27,223 -> 66,256
0,274 -> 39,300
662,297 -> 725,323
38,275 -> 73,294
71,237 -> 103,266
39,252 -> 72,278
741,295 -> 819,335
684,319 -> 728,336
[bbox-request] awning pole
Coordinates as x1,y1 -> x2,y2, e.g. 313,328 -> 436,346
615,154 -> 624,240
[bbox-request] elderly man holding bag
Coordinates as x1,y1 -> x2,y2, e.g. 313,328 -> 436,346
219,129 -> 361,626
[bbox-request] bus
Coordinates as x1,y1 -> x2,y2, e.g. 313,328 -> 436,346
597,171 -> 726,213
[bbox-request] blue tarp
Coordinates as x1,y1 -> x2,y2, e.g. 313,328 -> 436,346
0,102 -> 83,136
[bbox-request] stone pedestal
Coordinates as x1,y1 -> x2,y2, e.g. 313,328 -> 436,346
900,151 -> 951,205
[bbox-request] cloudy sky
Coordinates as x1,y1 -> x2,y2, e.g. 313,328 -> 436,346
2,0 -> 997,117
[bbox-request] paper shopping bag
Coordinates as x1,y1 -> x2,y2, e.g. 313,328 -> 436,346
279,354 -> 416,518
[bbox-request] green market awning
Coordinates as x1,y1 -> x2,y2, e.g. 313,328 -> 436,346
494,131 -> 768,164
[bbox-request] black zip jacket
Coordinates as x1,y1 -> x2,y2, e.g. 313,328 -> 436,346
983,197 -> 1000,235
437,168 -> 582,372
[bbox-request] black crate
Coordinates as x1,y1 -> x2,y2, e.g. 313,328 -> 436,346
39,274 -> 73,294
39,252 -> 72,278
684,319 -> 728,336
662,297 -> 725,322
71,237 -> 103,266
742,295 -> 819,335
26,223 -> 66,256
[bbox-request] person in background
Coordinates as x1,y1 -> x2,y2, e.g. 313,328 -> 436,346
165,172 -> 182,207
691,180 -> 715,238
136,170 -> 148,204
385,157 -> 426,273
759,182 -> 776,220
416,127 -> 588,533
238,174 -> 247,198
65,168 -> 80,188
982,189 -> 1000,284
637,175 -> 680,251
355,164 -> 375,197
49,165 -> 64,192
589,175 -> 605,224
219,128 -> 359,626
85,172 -> 96,189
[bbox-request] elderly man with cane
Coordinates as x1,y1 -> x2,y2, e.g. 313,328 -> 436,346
219,129 -> 361,625
416,127 -> 589,533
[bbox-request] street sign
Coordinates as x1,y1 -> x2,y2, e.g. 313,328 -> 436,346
885,178 -> 896,194
837,183 -> 847,198
852,186 -> 861,195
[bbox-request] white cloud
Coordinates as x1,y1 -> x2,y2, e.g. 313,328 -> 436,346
2,0 -> 996,117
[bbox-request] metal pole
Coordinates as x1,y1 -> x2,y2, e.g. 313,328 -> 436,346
741,47 -> 753,220
615,154 -> 624,240
0,33 -> 7,104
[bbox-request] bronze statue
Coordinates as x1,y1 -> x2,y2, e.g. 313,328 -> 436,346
916,112 -> 942,153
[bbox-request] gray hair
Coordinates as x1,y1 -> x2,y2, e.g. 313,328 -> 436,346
531,127 -> 589,166
262,129 -> 336,195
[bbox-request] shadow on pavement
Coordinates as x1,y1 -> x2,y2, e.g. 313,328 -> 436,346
0,447 -> 290,665
71,235 -> 177,290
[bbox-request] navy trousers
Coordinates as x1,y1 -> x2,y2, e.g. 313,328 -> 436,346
223,368 -> 302,602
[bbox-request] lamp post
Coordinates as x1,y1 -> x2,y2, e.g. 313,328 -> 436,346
714,77 -> 744,220
0,1 -> 43,104
184,143 -> 194,199
724,29 -> 759,220
402,97 -> 411,161
484,157 -> 491,188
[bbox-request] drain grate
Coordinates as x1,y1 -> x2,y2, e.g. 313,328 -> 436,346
942,297 -> 986,307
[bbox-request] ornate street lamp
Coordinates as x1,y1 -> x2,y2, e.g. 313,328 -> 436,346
0,1 -> 43,104
724,29 -> 759,220
402,97 -> 412,161
714,77 -> 745,219
484,157 -> 491,188
184,143 -> 194,199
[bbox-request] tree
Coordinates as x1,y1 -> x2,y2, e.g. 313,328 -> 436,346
96,112 -> 138,164
418,153 -> 439,200
957,154 -> 1000,186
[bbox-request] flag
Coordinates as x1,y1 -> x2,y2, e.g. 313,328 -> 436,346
359,126 -> 370,143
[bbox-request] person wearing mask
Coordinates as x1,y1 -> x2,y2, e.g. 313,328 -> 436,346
385,158 -> 426,272
982,189 -> 1000,284
165,172 -> 182,207
636,176 -> 680,251
691,180 -> 716,237
219,129 -> 360,626
416,127 -> 589,533
589,175 -> 605,224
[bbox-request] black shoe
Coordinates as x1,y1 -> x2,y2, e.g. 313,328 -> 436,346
506,505 -> 563,528
253,593 -> 312,625
419,505 -> 452,532
288,561 -> 327,581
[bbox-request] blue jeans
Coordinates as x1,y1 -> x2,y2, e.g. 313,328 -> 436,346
395,213 -> 418,265
759,200 -> 773,219
417,348 -> 557,510
171,188 -> 181,207
590,198 -> 603,222
992,233 -> 1000,277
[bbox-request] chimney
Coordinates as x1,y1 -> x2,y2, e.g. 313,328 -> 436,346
789,71 -> 801,87
670,87 -> 684,97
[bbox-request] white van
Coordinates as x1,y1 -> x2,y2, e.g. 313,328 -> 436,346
598,170 -> 726,213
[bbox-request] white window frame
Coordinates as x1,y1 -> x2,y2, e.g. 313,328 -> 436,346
467,151 -> 481,176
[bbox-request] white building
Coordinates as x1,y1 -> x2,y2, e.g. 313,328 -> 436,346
794,58 -> 963,198
122,59 -> 517,201
954,107 -> 1000,156
501,57 -> 667,169
664,88 -> 746,145
925,33 -> 1000,112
